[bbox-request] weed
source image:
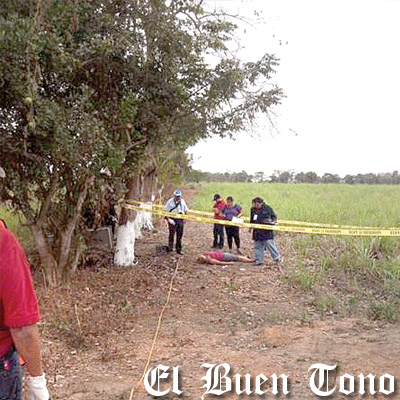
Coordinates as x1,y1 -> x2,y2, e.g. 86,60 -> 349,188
348,296 -> 358,307
321,255 -> 334,272
267,311 -> 280,323
119,298 -> 134,313
50,317 -> 87,349
226,282 -> 238,293
300,310 -> 313,326
227,319 -> 237,335
368,300 -> 398,322
315,294 -> 337,316
344,296 -> 359,316
285,265 -> 324,291
100,338 -> 118,362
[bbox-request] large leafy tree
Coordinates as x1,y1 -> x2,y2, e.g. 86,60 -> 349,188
0,0 -> 282,284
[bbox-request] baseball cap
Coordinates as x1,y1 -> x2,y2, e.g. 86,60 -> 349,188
173,189 -> 182,196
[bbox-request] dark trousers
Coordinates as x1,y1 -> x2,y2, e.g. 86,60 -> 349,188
213,223 -> 224,248
0,347 -> 22,400
168,219 -> 184,252
225,226 -> 240,249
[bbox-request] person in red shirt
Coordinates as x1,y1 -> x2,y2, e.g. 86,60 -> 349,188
0,225 -> 49,400
212,194 -> 226,249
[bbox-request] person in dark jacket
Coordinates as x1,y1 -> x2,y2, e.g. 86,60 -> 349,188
250,197 -> 281,266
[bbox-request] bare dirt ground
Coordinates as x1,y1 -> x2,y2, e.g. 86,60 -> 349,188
37,219 -> 400,400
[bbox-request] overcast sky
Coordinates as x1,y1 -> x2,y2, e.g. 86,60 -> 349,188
188,0 -> 400,177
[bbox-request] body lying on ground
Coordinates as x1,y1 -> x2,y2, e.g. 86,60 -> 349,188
197,251 -> 253,265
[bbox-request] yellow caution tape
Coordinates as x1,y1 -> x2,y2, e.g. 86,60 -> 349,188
123,199 -> 392,230
122,202 -> 400,237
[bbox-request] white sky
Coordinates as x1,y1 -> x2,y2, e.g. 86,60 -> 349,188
188,0 -> 400,177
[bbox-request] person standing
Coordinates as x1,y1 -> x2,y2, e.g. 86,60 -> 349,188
222,196 -> 243,254
0,225 -> 50,400
212,194 -> 226,249
250,197 -> 281,267
164,189 -> 188,255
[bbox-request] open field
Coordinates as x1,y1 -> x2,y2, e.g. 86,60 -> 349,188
191,182 -> 400,227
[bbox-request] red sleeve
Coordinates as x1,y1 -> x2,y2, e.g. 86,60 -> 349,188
0,229 -> 40,328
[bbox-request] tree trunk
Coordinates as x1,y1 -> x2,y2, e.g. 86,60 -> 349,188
143,168 -> 157,201
114,176 -> 139,267
31,224 -> 58,287
139,174 -> 145,200
58,176 -> 94,279
114,219 -> 136,267
119,176 -> 140,225
114,170 -> 160,266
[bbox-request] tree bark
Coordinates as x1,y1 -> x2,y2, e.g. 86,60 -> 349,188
58,176 -> 94,279
114,175 -> 141,267
119,175 -> 140,225
143,168 -> 157,201
31,224 -> 58,287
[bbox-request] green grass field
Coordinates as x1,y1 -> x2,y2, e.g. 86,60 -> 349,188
191,182 -> 400,321
191,182 -> 400,228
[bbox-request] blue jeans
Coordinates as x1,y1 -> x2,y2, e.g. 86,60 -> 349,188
254,239 -> 280,264
0,347 -> 22,400
213,224 -> 224,248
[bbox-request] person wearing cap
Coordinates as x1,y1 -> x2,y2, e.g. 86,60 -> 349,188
164,189 -> 188,254
250,197 -> 282,267
0,223 -> 50,400
212,194 -> 226,249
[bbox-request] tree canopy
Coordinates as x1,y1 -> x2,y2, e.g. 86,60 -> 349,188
0,0 -> 283,284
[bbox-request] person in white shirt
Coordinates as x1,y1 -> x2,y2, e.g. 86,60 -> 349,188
164,189 -> 188,254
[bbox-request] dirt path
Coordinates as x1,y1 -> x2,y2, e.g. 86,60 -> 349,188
41,220 -> 400,400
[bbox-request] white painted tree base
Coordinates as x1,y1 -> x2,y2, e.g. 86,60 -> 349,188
133,205 -> 154,240
114,219 -> 136,267
114,205 -> 154,267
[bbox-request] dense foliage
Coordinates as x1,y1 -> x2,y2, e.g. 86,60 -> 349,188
0,0 -> 282,284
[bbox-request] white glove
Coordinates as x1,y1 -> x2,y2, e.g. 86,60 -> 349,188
27,374 -> 50,400
168,218 -> 175,226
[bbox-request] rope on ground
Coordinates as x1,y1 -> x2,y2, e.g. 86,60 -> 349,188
128,259 -> 180,400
